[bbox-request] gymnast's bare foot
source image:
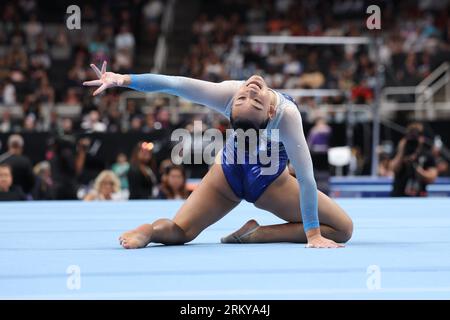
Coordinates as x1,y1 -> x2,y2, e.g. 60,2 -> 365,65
221,219 -> 260,243
119,224 -> 153,249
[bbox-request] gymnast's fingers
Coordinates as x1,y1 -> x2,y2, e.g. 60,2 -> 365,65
83,80 -> 102,87
90,63 -> 102,78
93,83 -> 108,96
101,60 -> 107,74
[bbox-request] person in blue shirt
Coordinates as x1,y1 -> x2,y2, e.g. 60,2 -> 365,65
84,61 -> 353,249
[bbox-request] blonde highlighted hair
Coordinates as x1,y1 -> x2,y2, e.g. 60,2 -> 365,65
94,170 -> 121,193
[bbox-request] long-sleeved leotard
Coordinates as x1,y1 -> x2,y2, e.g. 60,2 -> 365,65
127,74 -> 319,232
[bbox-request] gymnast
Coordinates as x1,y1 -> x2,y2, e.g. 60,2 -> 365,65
83,61 -> 353,249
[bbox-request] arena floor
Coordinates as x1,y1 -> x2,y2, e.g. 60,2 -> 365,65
1,198 -> 449,299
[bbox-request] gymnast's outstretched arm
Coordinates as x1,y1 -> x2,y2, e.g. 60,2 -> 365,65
279,105 -> 343,248
83,61 -> 242,116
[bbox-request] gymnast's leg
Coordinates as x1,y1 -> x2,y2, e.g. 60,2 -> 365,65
221,169 -> 353,245
119,163 -> 240,249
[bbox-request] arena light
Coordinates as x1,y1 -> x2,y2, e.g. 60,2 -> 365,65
141,142 -> 154,151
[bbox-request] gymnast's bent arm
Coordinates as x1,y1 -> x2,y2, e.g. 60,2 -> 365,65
83,61 -> 242,115
279,106 -> 343,248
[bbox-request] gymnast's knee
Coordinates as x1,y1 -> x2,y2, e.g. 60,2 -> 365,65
152,218 -> 191,245
335,218 -> 354,243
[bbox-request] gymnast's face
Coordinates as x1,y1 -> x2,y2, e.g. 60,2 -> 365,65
230,75 -> 275,129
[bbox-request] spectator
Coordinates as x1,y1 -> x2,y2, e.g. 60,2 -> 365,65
107,107 -> 122,132
308,116 -> 331,185
114,48 -> 133,72
2,78 -> 16,106
0,163 -> 26,201
0,109 -> 15,133
22,94 -> 41,119
111,153 -> 130,190
349,147 -> 365,176
390,123 -> 438,197
81,110 -> 107,133
24,13 -> 43,42
142,113 -> 156,133
88,34 -> 110,62
128,141 -> 158,199
36,75 -> 55,105
48,136 -> 78,200
51,28 -> 71,60
129,116 -> 143,132
29,40 -> 51,70
75,137 -> 106,188
0,134 -> 34,195
431,145 -> 450,177
378,153 -> 394,177
157,165 -> 190,200
125,100 -> 142,123
143,0 -> 164,23
32,161 -> 54,200
307,116 -> 332,153
23,114 -> 38,132
351,79 -> 374,104
60,118 -> 74,135
115,25 -> 135,52
154,108 -> 171,129
84,170 -> 122,201
158,158 -> 173,184
143,0 -> 164,40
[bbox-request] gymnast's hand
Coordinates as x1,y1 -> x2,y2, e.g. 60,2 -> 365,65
83,61 -> 131,96
306,233 -> 344,249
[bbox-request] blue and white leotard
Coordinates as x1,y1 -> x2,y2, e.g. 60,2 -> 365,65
127,74 -> 319,232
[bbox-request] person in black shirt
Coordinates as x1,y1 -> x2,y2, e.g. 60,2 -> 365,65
0,134 -> 35,195
391,123 -> 438,197
0,164 -> 26,201
48,136 -> 79,200
128,141 -> 157,199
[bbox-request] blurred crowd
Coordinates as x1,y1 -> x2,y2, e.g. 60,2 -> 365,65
0,0 -> 450,202
181,0 -> 450,109
0,0 -> 165,134
1,117 -> 448,201
1,0 -> 449,136
0,134 -> 191,201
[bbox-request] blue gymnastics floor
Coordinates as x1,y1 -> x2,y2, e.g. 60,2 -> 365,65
0,198 -> 450,300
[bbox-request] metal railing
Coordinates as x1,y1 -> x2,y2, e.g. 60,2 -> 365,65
416,62 -> 450,119
381,62 -> 450,120
116,89 -> 373,125
152,0 -> 176,73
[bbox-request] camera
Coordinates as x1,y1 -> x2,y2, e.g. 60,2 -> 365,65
404,128 -> 421,156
